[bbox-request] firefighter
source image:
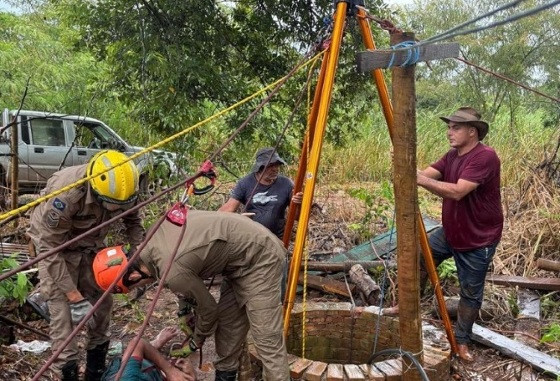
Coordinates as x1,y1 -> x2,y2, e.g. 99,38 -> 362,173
93,211 -> 290,381
27,150 -> 145,380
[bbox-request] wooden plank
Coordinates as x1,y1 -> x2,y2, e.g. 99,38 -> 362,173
361,364 -> 385,381
300,260 -> 396,272
290,358 -> 313,379
298,273 -> 355,298
486,274 -> 560,291
344,364 -> 365,380
472,323 -> 560,376
304,361 -> 328,381
537,258 -> 560,272
374,360 -> 401,380
356,42 -> 460,72
326,364 -> 344,381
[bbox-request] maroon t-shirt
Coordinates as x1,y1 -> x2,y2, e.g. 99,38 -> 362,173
431,143 -> 503,251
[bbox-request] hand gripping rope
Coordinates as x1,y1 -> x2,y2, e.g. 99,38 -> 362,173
166,160 -> 217,226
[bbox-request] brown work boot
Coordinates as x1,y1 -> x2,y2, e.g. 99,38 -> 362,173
456,344 -> 474,362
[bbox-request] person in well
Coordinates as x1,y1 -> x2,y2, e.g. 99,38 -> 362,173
93,211 -> 290,381
27,150 -> 145,380
101,326 -> 195,381
417,107 -> 503,362
218,147 -> 302,239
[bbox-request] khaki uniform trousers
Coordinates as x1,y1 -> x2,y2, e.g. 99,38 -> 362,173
39,250 -> 112,374
214,280 -> 289,381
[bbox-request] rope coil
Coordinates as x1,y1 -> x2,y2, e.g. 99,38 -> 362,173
387,41 -> 420,68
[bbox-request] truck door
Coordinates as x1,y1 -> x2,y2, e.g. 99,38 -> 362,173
26,117 -> 73,184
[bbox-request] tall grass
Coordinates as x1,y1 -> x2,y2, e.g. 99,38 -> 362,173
319,107 -> 558,190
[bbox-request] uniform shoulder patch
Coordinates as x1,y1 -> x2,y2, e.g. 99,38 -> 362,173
46,210 -> 60,228
52,198 -> 66,211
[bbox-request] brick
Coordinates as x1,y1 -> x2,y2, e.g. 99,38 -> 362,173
303,361 -> 328,381
344,364 -> 366,380
291,358 -> 313,379
326,364 -> 344,381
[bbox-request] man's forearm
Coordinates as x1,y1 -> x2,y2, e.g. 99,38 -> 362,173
417,175 -> 463,200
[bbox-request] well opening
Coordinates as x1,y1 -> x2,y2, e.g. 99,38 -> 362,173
287,302 -> 399,364
277,302 -> 451,380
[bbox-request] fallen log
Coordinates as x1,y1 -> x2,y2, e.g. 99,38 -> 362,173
486,274 -> 560,291
472,324 -> 560,377
297,273 -> 355,298
536,258 -> 560,273
348,264 -> 380,305
299,260 -> 396,273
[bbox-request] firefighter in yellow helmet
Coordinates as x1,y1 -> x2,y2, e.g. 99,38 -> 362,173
27,150 -> 145,381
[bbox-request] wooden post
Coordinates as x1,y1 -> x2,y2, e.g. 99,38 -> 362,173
10,115 -> 18,221
356,34 -> 460,358
391,31 -> 423,381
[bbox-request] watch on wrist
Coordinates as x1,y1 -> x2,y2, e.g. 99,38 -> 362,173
188,338 -> 199,351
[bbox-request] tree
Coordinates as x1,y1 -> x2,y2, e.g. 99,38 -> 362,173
398,0 -> 560,122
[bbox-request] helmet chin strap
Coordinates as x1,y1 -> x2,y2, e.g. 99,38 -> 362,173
122,264 -> 152,288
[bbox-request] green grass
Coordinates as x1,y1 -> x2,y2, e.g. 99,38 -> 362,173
319,107 -> 558,190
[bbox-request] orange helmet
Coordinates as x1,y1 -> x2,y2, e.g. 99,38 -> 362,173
93,245 -> 152,294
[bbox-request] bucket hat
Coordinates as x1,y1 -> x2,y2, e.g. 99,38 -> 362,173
440,107 -> 489,140
252,147 -> 287,173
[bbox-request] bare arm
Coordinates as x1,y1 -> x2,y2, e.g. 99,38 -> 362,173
218,198 -> 241,212
133,340 -> 194,381
417,167 -> 478,201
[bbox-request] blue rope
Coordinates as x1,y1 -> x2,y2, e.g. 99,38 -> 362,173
387,41 -> 420,68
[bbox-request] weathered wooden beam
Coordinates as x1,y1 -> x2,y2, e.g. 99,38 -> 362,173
472,324 -> 560,376
536,258 -> 560,272
486,274 -> 560,291
297,273 -> 355,298
391,31 -> 424,381
356,42 -> 460,72
300,260 -> 396,273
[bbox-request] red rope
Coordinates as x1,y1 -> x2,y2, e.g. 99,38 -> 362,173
456,56 -> 560,104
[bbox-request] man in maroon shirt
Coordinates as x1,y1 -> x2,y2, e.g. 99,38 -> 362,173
417,107 -> 503,362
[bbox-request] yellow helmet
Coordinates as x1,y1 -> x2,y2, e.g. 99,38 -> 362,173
87,150 -> 139,204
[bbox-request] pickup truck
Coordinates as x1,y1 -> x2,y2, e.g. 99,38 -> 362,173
0,109 -> 177,194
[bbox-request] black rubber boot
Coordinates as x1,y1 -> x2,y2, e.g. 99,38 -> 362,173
84,341 -> 109,381
456,299 -> 480,341
215,369 -> 238,381
61,360 -> 79,381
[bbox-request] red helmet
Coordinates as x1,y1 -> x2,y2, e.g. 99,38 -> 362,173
93,246 -> 132,294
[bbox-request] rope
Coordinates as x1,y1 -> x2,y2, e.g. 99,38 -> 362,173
26,52 -> 326,380
387,41 -> 420,68
301,239 -> 309,359
422,0 -> 528,44
456,56 -> 560,104
114,217 -> 188,380
354,5 -> 403,35
0,51 -> 324,223
242,53 -> 321,213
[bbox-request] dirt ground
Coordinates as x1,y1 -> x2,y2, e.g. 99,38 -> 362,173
0,185 -> 558,380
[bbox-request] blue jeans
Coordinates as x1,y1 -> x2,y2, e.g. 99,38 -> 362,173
427,228 -> 497,344
428,227 -> 497,309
